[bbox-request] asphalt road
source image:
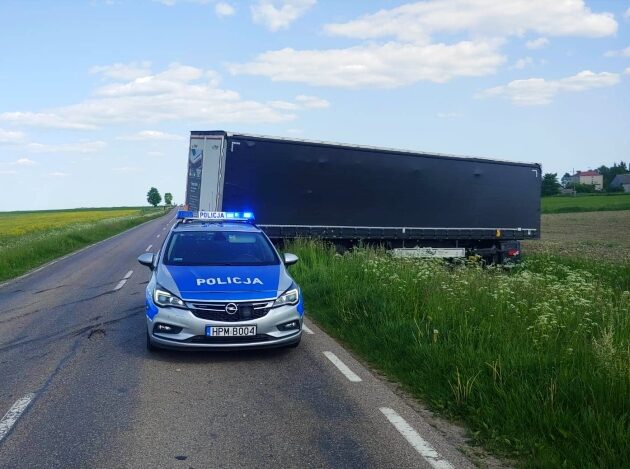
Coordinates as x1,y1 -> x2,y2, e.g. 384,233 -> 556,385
0,213 -> 475,469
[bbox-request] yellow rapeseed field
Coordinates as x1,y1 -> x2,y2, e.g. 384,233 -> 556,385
0,207 -> 165,281
0,208 -> 141,239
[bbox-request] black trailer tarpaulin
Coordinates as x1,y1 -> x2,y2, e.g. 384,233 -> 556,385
189,131 -> 541,243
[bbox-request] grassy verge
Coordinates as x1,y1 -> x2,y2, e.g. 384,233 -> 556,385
289,240 -> 630,467
542,193 -> 630,214
0,207 -> 167,282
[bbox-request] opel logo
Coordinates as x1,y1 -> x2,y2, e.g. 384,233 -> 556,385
225,303 -> 238,315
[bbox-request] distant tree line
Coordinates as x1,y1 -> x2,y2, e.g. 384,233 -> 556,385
146,187 -> 174,207
597,162 -> 628,190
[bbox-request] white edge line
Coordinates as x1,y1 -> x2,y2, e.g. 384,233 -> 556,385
0,213 -> 172,290
302,325 -> 314,335
0,393 -> 36,443
323,351 -> 362,382
123,270 -> 133,280
113,279 -> 127,291
145,245 -> 153,252
379,407 -> 454,469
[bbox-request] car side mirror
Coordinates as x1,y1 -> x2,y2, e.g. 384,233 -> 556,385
283,253 -> 298,266
137,253 -> 155,270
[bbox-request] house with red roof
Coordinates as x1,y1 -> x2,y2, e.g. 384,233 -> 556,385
566,170 -> 604,191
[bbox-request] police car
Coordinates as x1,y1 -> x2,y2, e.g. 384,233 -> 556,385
137,211 -> 303,351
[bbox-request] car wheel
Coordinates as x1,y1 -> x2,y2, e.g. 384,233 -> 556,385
287,336 -> 301,348
146,330 -> 158,352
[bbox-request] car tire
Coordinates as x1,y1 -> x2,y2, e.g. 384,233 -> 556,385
146,330 -> 158,352
287,336 -> 301,348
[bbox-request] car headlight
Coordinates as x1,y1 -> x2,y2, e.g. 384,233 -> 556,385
273,285 -> 299,308
153,287 -> 186,309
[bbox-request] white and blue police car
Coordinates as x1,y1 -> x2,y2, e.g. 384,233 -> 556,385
137,211 -> 303,351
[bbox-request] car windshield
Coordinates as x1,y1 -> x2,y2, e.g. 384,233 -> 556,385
163,230 -> 280,266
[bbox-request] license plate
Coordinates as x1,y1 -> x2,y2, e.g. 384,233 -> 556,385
205,325 -> 256,337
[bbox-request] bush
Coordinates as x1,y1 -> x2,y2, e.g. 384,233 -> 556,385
566,182 -> 597,193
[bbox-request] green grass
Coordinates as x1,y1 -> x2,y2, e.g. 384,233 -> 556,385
542,193 -> 630,214
0,207 -> 168,282
289,240 -> 630,467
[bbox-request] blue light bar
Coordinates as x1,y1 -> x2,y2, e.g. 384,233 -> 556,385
176,210 -> 194,219
177,211 -> 255,221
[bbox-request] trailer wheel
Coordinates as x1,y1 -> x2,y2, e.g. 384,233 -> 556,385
334,243 -> 348,255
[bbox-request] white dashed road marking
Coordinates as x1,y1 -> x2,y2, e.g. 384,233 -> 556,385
145,245 -> 152,252
0,393 -> 35,444
113,270 -> 134,291
156,234 -> 160,238
323,351 -> 362,382
302,325 -> 314,335
379,407 -> 454,469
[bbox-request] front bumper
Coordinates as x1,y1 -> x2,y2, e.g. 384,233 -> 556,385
146,302 -> 303,350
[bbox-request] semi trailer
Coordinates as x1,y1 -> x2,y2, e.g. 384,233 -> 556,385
185,131 -> 541,263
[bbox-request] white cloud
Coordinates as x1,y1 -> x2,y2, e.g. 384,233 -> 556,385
268,96 -> 329,110
625,7 -> 630,21
624,67 -> 630,76
15,158 -> 35,166
512,57 -> 534,70
48,172 -> 69,177
157,0 -> 211,5
234,1 -> 615,89
0,170 -> 18,175
0,63 -> 316,129
0,112 -> 97,130
0,128 -> 26,143
525,37 -> 549,49
90,61 -> 152,80
251,0 -> 315,31
478,70 -> 620,106
119,130 -> 185,141
215,2 -> 235,17
0,158 -> 35,169
295,95 -> 330,108
437,112 -> 463,118
268,100 -> 300,110
230,40 -> 505,88
112,166 -> 141,173
324,0 -> 616,42
604,46 -> 630,58
26,141 -> 106,153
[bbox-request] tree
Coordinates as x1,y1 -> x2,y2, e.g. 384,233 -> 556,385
147,187 -> 162,207
541,173 -> 560,197
164,192 -> 173,205
561,172 -> 571,187
597,162 -> 628,191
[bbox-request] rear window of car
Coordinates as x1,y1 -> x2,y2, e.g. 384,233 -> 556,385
163,230 -> 280,266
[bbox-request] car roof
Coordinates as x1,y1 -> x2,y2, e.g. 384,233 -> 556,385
172,222 -> 262,233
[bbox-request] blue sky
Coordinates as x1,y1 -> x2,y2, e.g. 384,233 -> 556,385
0,0 -> 629,211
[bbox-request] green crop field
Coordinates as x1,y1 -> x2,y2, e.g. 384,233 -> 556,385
523,210 -> 630,264
542,193 -> 630,214
0,207 -> 167,282
289,238 -> 630,467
